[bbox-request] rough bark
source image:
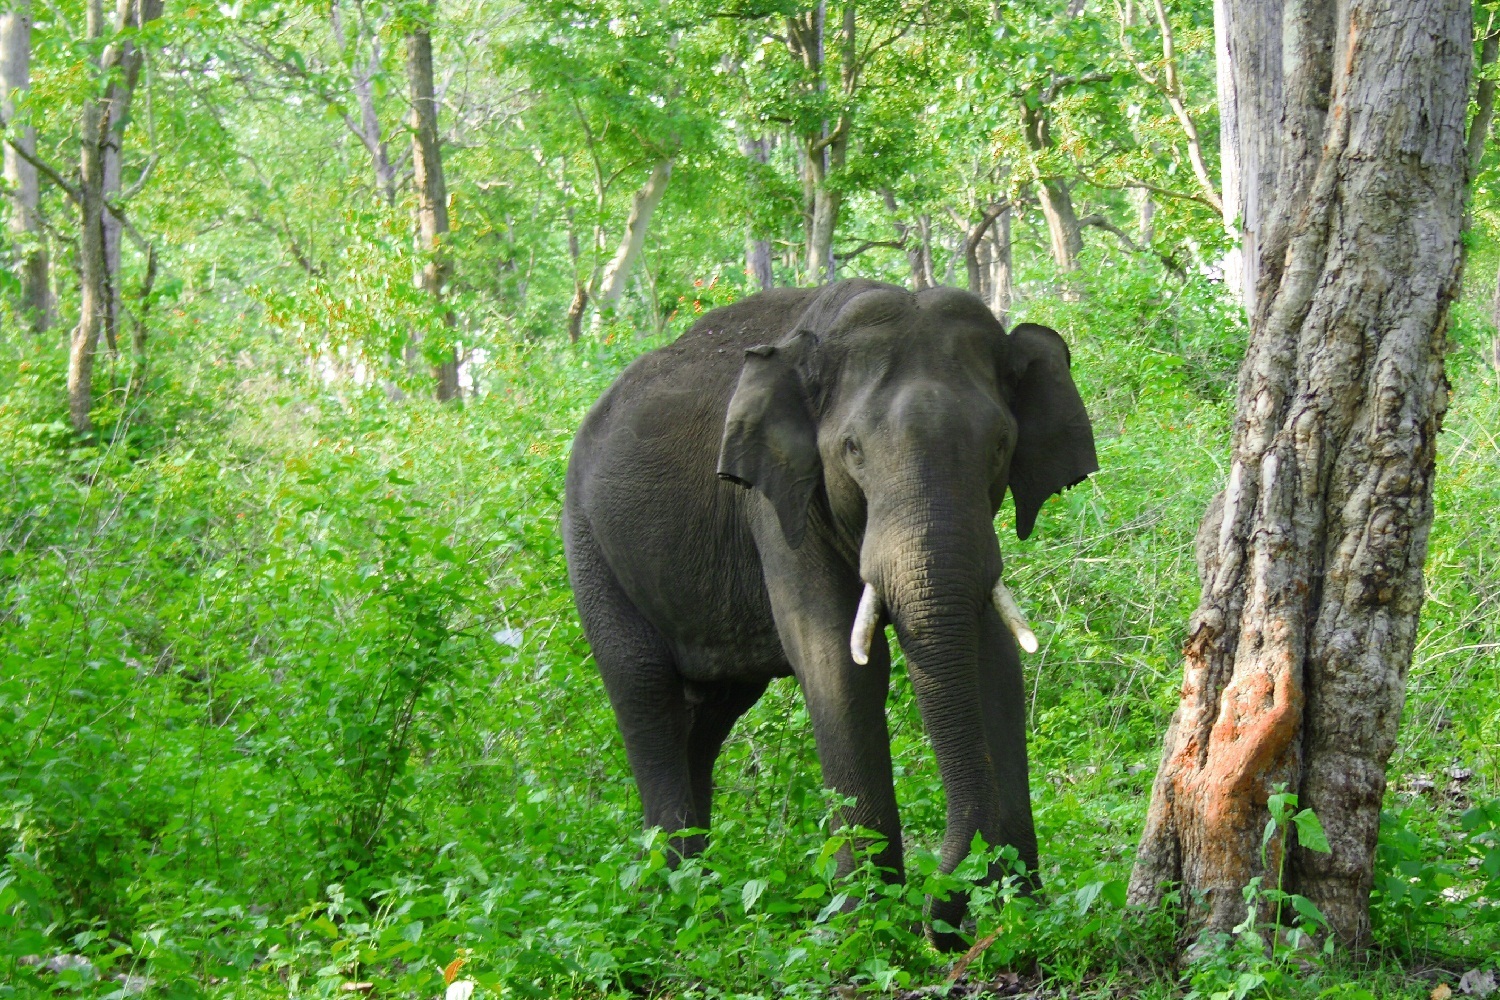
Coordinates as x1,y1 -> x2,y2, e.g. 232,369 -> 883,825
407,9 -> 458,401
594,159 -> 671,316
2,0 -> 47,332
1130,0 -> 1470,949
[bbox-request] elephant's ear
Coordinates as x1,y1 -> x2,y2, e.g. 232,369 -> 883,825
717,344 -> 821,548
1004,323 -> 1099,541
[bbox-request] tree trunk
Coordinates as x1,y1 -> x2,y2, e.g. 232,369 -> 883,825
101,0 -> 160,358
407,8 -> 458,402
959,204 -> 1009,298
746,233 -> 773,292
1467,17 -> 1498,178
331,1 -> 398,204
1215,0 -> 1244,303
1022,97 -> 1082,274
907,213 -> 934,290
566,282 -> 587,343
1036,179 -> 1081,272
1133,186 -> 1155,244
1214,0 -> 1284,316
789,3 -> 853,284
988,207 -> 1012,325
1,0 -> 48,332
594,159 -> 671,317
1129,0 -> 1469,950
742,135 -> 774,292
68,0 -> 110,433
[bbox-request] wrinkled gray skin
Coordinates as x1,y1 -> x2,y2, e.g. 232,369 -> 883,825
563,280 -> 1097,948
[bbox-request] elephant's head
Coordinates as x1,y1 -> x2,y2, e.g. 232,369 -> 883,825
716,281 -> 1097,937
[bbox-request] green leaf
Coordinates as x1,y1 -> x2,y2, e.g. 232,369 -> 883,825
1290,893 -> 1327,928
1292,808 -> 1332,854
741,877 -> 768,913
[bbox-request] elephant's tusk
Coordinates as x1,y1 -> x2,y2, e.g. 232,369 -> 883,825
992,579 -> 1040,653
850,583 -> 883,665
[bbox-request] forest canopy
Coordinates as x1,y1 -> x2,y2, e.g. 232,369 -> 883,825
1,0 -> 1498,997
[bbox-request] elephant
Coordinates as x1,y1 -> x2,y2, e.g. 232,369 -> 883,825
562,278 -> 1098,948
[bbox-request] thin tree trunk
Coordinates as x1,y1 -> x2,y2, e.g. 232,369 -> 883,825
407,6 -> 458,401
594,159 -> 671,317
332,1 -> 397,204
1023,100 -> 1082,273
906,219 -> 927,290
989,207 -> 1012,324
566,282 -> 587,343
1214,0 -> 1283,316
1467,16 -> 1498,179
742,135 -> 774,292
1130,0 -> 1469,950
2,0 -> 47,332
956,202 -> 1009,297
101,0 -> 160,358
746,233 -> 773,292
1133,187 -> 1155,244
68,0 -> 110,433
1035,179 -> 1081,272
790,3 -> 853,283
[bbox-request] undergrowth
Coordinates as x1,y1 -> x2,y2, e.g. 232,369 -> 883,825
1,251 -> 1497,997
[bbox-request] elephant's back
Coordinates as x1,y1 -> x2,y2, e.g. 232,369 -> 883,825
568,287 -> 819,494
563,289 -> 816,670
605,286 -> 818,402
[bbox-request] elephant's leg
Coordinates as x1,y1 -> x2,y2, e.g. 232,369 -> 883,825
685,680 -> 769,833
761,573 -> 904,881
569,530 -> 697,856
976,608 -> 1040,884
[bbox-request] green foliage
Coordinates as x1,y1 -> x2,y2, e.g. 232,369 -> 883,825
1,0 -> 1498,996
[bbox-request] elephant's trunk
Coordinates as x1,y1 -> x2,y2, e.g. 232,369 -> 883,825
859,495 -> 1038,946
865,520 -> 1001,841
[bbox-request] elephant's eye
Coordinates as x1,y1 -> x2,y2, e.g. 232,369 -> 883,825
842,437 -> 863,466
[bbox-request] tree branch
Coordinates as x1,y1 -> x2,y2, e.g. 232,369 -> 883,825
1116,0 -> 1223,213
1080,212 -> 1184,275
3,133 -> 81,202
1040,70 -> 1113,105
1101,176 -> 1221,211
118,152 -> 159,202
836,236 -> 907,260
